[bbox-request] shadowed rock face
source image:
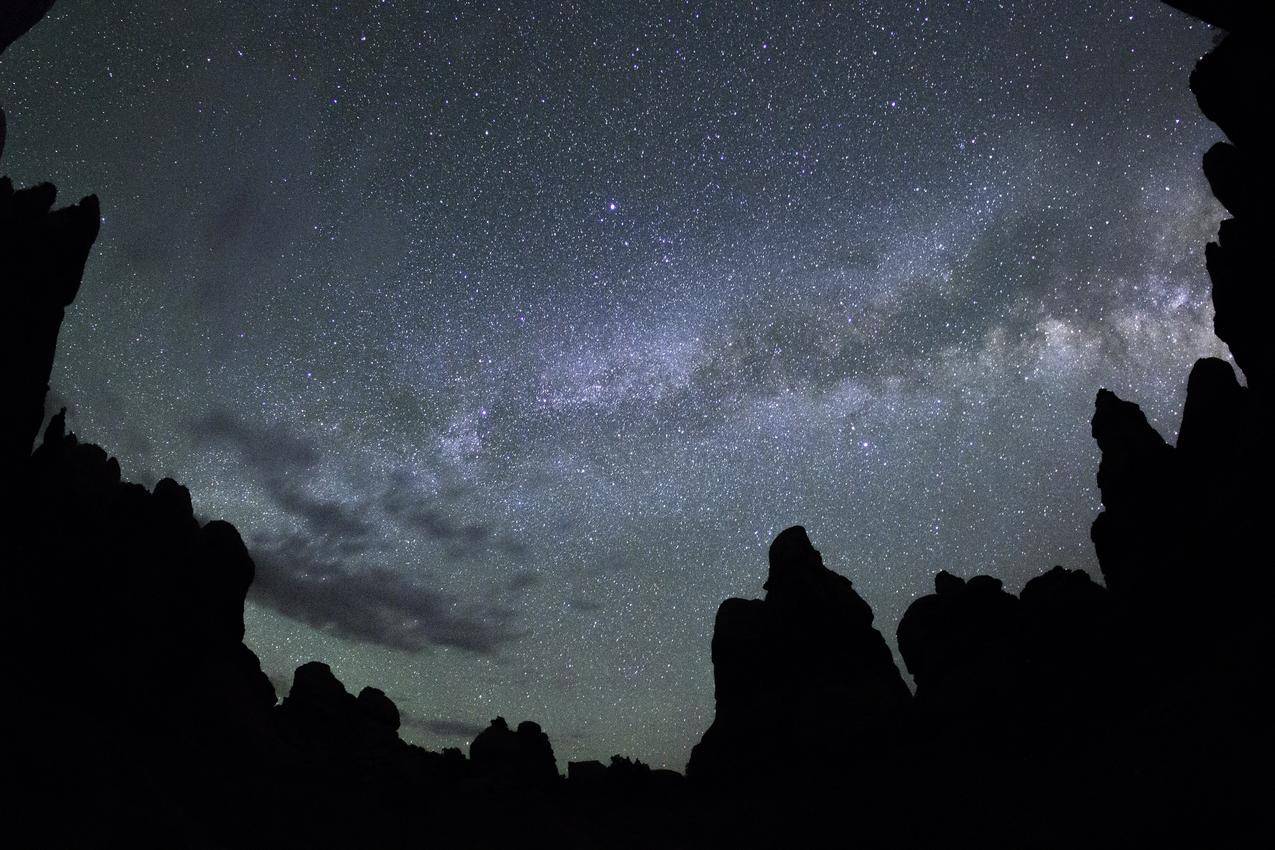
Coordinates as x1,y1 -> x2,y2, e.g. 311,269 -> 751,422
22,409 -> 263,685
1,50 -> 100,472
0,177 -> 99,473
1163,1 -> 1275,400
0,0 -> 58,55
469,716 -> 560,786
686,525 -> 911,785
7,408 -> 279,847
898,566 -> 1119,764
1090,0 -> 1274,635
1090,357 -> 1269,629
1089,388 -> 1183,602
897,572 -> 1021,747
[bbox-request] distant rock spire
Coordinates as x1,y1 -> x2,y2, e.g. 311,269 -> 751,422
687,525 -> 911,785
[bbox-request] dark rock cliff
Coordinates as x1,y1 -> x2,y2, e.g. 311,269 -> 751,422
686,525 -> 911,785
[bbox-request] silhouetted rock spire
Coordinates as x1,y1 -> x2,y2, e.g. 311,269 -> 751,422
686,525 -> 911,785
0,174 -> 99,472
1088,387 -> 1182,601
469,716 -> 560,786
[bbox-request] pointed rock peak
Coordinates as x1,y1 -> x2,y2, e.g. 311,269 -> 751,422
1185,356 -> 1243,409
934,570 -> 965,595
764,525 -> 829,595
42,407 -> 66,447
1092,388 -> 1171,464
759,525 -> 874,629
470,715 -> 560,781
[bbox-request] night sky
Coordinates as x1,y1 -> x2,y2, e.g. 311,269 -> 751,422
1,0 -> 1226,768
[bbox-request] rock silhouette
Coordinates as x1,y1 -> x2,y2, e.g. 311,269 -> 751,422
0,176 -> 99,475
0,0 -> 58,55
2,1 -> 1271,847
898,571 -> 1026,751
686,525 -> 911,786
1089,387 -> 1183,602
1166,1 -> 1274,401
469,716 -> 561,787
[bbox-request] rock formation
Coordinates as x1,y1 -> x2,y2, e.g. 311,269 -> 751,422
893,12 -> 1274,842
898,564 -> 1122,771
0,0 -> 58,55
1088,388 -> 1184,604
897,572 -> 1025,752
0,171 -> 99,474
686,525 -> 911,785
469,716 -> 561,787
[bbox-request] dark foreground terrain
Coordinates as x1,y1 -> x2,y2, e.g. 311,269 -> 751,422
2,2 -> 1270,847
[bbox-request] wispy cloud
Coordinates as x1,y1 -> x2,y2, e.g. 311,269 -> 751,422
252,532 -> 524,654
189,407 -> 531,655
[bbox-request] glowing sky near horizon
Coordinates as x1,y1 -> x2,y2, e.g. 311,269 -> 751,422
0,0 -> 1228,768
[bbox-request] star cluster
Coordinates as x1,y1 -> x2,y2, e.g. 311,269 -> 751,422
0,0 -> 1226,768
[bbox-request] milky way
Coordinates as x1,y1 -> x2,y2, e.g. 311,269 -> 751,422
1,0 -> 1227,767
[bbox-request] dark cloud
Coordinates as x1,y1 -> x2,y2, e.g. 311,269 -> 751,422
187,408 -> 321,475
379,471 -> 527,562
568,595 -> 603,613
400,714 -> 487,740
251,533 -> 524,655
390,503 -> 489,546
506,570 -> 541,593
271,486 -> 374,541
189,408 -> 373,542
189,409 -> 533,653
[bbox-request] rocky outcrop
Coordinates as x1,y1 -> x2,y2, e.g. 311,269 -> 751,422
0,0 -> 58,54
469,716 -> 560,786
0,177 -> 99,474
1075,16 -> 1275,825
7,408 -> 279,844
1090,357 -> 1269,629
1166,1 -> 1274,400
686,525 -> 911,785
0,106 -> 100,474
20,409 -> 269,693
898,565 -> 1119,761
1088,388 -> 1183,603
897,572 -> 1022,751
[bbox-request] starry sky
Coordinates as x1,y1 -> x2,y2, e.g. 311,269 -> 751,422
1,0 -> 1227,768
